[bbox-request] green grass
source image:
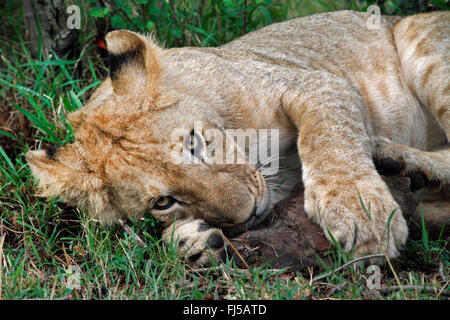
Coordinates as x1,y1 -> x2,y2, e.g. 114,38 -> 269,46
0,0 -> 449,300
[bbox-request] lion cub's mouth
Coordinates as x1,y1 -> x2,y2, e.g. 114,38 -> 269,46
223,200 -> 271,237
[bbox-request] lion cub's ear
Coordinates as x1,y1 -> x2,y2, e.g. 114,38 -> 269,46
105,30 -> 163,95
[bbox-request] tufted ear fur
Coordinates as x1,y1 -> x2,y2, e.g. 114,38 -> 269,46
105,30 -> 164,96
26,147 -> 117,223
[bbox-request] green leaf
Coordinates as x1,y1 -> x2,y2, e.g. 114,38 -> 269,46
256,5 -> 272,25
315,0 -> 330,9
184,24 -> 209,36
114,0 -> 125,8
146,21 -> 155,30
419,203 -> 430,252
149,5 -> 161,15
111,15 -> 126,29
172,28 -> 183,38
223,0 -> 235,8
90,6 -> 110,18
431,0 -> 449,10
386,208 -> 397,247
70,90 -> 83,109
0,146 -> 16,172
387,1 -> 401,10
0,130 -> 19,142
132,17 -> 146,30
143,231 -> 157,242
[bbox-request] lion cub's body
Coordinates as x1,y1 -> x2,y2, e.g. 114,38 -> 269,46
27,11 -> 450,265
168,11 -> 447,149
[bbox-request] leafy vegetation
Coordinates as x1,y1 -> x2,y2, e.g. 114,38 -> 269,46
0,0 -> 448,299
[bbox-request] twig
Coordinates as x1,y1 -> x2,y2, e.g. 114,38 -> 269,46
218,229 -> 252,279
62,243 -> 71,267
311,254 -> 385,283
51,253 -> 66,265
116,235 -> 140,287
379,285 -> 449,296
189,266 -> 282,275
118,219 -> 147,249
384,253 -> 405,296
118,8 -> 139,30
190,266 -> 249,274
436,281 -> 449,299
23,0 -> 39,58
0,223 -> 28,234
439,260 -> 447,282
0,233 -> 5,299
219,231 -> 273,298
26,294 -> 74,300
220,263 -> 231,281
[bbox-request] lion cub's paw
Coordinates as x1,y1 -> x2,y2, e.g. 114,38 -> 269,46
162,218 -> 226,267
304,176 -> 408,259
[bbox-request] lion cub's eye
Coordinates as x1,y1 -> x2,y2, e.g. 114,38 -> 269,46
153,196 -> 176,211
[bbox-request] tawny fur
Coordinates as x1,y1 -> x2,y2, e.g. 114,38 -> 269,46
26,11 -> 449,266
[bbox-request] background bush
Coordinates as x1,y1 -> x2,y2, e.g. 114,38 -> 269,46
84,0 -> 449,48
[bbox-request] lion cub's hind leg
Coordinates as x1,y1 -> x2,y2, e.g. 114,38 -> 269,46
374,139 -> 450,237
394,11 -> 450,137
374,138 -> 450,186
391,12 -> 450,237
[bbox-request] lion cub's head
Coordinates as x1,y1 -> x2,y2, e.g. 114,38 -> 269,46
26,30 -> 270,231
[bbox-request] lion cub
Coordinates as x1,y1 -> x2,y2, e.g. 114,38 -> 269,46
27,10 -> 449,266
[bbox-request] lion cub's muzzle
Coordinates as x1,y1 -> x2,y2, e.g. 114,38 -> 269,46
223,204 -> 270,237
222,169 -> 271,236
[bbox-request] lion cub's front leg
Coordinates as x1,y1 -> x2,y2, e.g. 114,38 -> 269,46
281,73 -> 408,258
162,217 -> 226,267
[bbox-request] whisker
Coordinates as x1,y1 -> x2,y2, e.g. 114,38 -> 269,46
258,155 -> 286,169
268,183 -> 295,190
260,170 -> 280,177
